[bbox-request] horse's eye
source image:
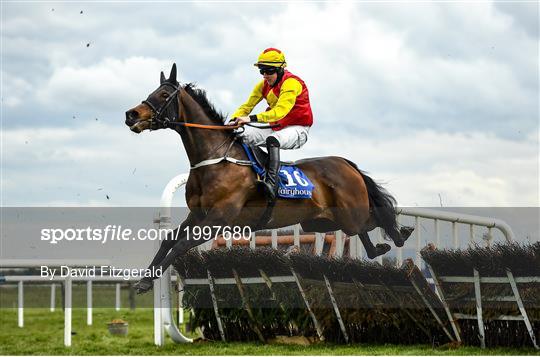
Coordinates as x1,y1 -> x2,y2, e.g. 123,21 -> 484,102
162,92 -> 169,98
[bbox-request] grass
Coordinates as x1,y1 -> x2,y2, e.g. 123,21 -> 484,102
0,308 -> 538,355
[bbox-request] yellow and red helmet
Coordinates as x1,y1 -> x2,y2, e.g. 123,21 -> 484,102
254,48 -> 287,68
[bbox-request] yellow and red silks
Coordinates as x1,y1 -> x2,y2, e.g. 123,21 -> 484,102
232,70 -> 313,131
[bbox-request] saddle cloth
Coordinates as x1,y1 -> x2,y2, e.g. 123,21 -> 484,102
241,144 -> 314,199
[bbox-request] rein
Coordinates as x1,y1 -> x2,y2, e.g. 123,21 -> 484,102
142,82 -> 278,131
165,121 -> 279,130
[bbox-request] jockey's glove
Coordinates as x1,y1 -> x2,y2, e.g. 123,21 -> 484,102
228,115 -> 258,125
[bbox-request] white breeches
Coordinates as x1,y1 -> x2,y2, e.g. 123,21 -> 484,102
237,124 -> 310,149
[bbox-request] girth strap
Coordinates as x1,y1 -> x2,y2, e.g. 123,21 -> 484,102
190,136 -> 253,170
191,156 -> 253,170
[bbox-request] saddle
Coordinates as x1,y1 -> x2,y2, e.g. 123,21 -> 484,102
242,143 -> 314,200
241,143 -> 315,228
243,144 -> 293,178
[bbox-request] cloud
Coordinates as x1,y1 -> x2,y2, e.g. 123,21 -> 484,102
493,2 -> 539,38
285,128 -> 539,207
2,71 -> 32,108
2,123 -> 537,207
36,57 -> 172,111
4,2 -> 537,135
1,1 -> 537,209
2,122 -> 188,206
234,2 -> 537,138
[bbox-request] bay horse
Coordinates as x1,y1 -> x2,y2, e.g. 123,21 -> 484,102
125,64 -> 412,293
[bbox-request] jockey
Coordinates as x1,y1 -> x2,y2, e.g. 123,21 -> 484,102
228,48 -> 313,201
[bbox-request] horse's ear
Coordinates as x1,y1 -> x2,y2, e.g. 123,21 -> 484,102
160,71 -> 166,84
168,63 -> 177,84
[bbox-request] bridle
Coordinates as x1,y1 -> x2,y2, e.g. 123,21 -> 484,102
141,82 -> 182,130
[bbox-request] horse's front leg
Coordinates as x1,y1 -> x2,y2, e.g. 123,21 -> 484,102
145,213 -> 197,272
135,199 -> 244,294
133,213 -> 197,293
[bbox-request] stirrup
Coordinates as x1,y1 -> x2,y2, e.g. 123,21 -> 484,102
257,180 -> 277,201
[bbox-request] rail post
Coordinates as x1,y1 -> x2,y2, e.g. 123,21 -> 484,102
50,283 -> 56,312
154,173 -> 193,345
87,281 -> 92,325
64,276 -> 72,347
115,283 -> 121,311
18,281 -> 23,327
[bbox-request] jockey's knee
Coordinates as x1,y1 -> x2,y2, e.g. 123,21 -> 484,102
236,125 -> 272,147
272,126 -> 309,150
266,136 -> 280,147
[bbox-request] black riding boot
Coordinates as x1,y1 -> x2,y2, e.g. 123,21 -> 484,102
259,136 -> 280,201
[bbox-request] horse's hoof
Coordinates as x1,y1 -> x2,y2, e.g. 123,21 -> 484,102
367,243 -> 391,259
134,277 -> 153,294
400,226 -> 414,239
376,243 -> 391,256
394,226 -> 414,247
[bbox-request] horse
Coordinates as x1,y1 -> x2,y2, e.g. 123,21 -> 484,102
125,64 -> 413,293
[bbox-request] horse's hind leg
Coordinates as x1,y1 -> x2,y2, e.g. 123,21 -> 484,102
358,232 -> 391,259
399,226 -> 414,241
301,219 -> 389,259
300,218 -> 340,233
364,214 -> 414,248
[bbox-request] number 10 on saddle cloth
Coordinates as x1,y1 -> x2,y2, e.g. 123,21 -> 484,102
277,166 -> 314,199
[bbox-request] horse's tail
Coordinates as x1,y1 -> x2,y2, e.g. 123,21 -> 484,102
344,159 -> 401,242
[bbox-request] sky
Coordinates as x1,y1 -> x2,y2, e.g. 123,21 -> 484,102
1,1 -> 538,208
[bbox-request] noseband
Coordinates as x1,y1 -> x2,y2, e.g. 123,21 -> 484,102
142,82 -> 181,130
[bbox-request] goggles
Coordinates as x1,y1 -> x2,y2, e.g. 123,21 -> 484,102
259,66 -> 279,75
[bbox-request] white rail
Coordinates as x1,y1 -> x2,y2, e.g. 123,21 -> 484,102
396,207 -> 515,267
1,258 -> 113,340
154,173 -> 192,345
211,207 -> 516,268
2,275 -> 140,346
0,259 -> 112,268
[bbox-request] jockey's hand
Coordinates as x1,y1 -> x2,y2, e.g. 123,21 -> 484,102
228,116 -> 251,126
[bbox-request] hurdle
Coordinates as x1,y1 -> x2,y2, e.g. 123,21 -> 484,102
153,173 -> 519,345
396,208 -> 515,268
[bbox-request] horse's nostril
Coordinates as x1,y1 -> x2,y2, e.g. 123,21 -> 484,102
125,110 -> 139,126
126,110 -> 138,120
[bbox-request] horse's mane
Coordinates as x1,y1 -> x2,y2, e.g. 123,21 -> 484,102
183,83 -> 226,124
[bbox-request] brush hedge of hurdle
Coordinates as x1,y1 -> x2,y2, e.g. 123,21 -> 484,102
174,247 -> 453,345
421,243 -> 540,349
